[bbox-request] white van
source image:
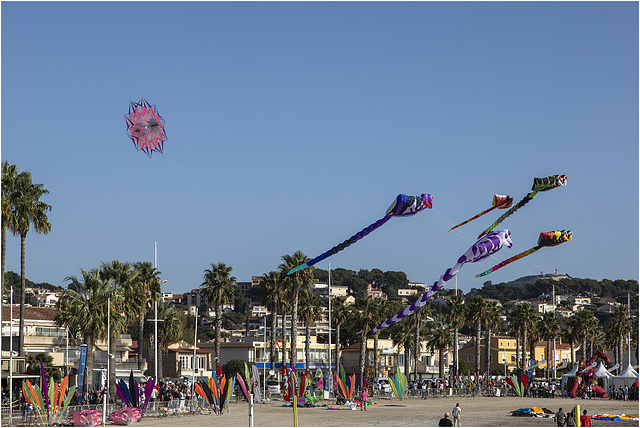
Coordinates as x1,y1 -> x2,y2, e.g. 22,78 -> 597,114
376,379 -> 392,393
266,379 -> 281,394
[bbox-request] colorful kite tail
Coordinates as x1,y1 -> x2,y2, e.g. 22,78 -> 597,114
369,230 -> 512,335
288,215 -> 392,275
449,205 -> 501,232
475,230 -> 571,277
475,246 -> 541,278
478,192 -> 536,238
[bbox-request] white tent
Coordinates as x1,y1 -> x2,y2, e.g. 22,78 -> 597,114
561,363 -> 615,394
561,364 -> 579,392
593,362 -> 615,392
612,363 -> 639,388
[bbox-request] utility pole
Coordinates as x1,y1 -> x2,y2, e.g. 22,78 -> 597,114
553,282 -> 557,379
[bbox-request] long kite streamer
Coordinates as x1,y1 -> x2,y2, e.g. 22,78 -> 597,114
448,194 -> 513,232
369,229 -> 513,335
288,193 -> 433,275
478,175 -> 567,239
475,230 -> 572,278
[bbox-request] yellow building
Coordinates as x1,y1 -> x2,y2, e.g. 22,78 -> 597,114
458,335 -> 575,374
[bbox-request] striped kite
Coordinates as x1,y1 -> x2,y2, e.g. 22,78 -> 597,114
369,229 -> 512,335
478,175 -> 567,239
288,193 -> 433,275
448,194 -> 513,232
475,230 -> 572,278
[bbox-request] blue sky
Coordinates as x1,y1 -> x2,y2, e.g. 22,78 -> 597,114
2,2 -> 638,295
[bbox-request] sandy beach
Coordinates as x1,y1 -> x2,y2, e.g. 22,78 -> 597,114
132,396 -> 639,427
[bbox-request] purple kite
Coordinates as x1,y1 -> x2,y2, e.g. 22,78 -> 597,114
124,97 -> 166,158
368,229 -> 513,335
288,193 -> 433,275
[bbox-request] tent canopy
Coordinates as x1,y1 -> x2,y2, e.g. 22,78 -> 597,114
613,363 -> 639,388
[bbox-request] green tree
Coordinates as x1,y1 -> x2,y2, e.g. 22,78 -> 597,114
537,311 -> 561,378
406,292 -> 430,381
331,296 -> 349,374
10,169 -> 51,355
299,288 -> 322,370
144,300 -> 183,379
132,261 -> 162,371
605,306 -> 631,372
353,296 -> 377,389
26,353 -> 61,383
509,303 -> 537,366
279,251 -> 313,370
483,301 -> 501,377
99,260 -> 137,398
466,296 -> 489,380
390,320 -> 413,377
425,314 -> 453,379
201,262 -> 236,365
55,268 -> 117,403
445,293 -> 466,377
259,271 -> 286,370
573,309 -> 599,360
1,162 -> 19,297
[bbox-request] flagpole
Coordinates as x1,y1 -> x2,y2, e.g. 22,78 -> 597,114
328,262 -> 332,396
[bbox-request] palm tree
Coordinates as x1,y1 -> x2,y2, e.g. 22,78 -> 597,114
573,309 -> 599,360
354,296 -> 377,389
55,268 -> 118,403
279,251 -> 313,369
299,288 -> 322,370
509,303 -> 537,366
483,301 -> 501,377
132,261 -> 162,371
143,300 -> 183,379
201,262 -> 236,365
371,299 -> 397,381
563,317 -> 581,366
425,314 -> 453,379
445,293 -> 465,379
466,296 -> 489,380
390,320 -> 414,377
100,260 -> 138,398
10,170 -> 51,355
259,271 -> 285,370
1,161 -> 19,296
538,311 -> 561,378
406,292 -> 430,381
605,306 -> 631,371
331,296 -> 349,375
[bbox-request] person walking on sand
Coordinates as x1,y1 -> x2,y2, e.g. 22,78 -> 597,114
361,388 -> 368,411
452,403 -> 462,427
439,412 -> 454,426
565,411 -> 576,427
555,408 -> 566,427
580,410 -> 591,427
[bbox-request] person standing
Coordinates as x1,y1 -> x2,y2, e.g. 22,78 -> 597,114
565,411 -> 576,427
554,408 -> 566,427
361,388 -> 368,411
580,410 -> 591,427
452,402 -> 462,427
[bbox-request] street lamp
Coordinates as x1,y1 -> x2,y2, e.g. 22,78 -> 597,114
263,316 -> 267,399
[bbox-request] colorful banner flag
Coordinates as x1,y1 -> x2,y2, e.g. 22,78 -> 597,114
77,345 -> 88,405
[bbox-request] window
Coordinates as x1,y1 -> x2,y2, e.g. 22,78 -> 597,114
179,355 -> 190,369
467,354 -> 474,363
500,341 -> 503,348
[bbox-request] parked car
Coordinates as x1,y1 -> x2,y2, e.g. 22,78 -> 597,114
376,379 -> 392,393
266,379 -> 281,394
